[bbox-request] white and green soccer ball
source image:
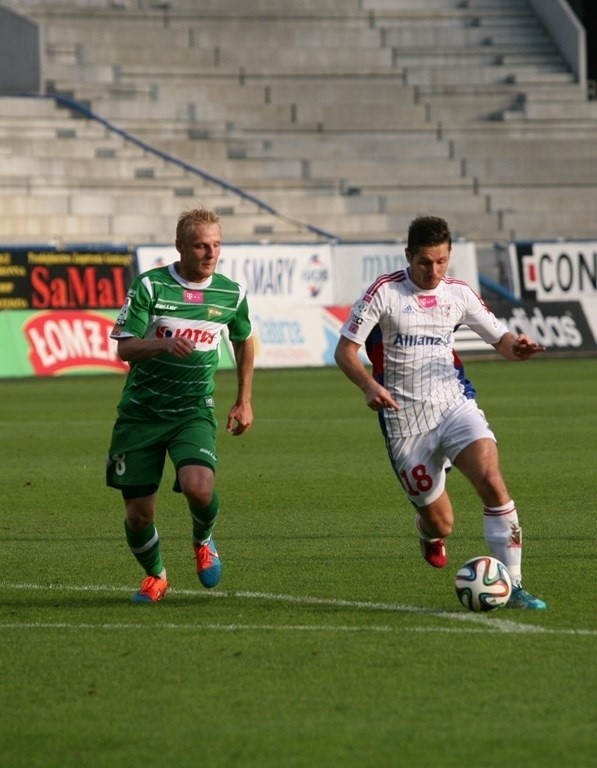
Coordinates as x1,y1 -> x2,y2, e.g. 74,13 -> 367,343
455,556 -> 512,612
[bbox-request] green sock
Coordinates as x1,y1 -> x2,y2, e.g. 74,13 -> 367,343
124,520 -> 165,577
190,490 -> 219,544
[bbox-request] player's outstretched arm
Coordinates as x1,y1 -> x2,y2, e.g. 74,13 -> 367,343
493,332 -> 546,361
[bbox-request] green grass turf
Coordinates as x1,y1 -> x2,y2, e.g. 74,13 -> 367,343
1,358 -> 596,767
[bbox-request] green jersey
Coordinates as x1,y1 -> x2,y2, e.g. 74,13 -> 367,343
111,264 -> 251,420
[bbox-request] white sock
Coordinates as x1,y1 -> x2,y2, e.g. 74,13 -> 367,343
483,501 -> 522,585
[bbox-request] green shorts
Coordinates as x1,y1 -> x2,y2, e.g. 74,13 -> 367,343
106,410 -> 218,495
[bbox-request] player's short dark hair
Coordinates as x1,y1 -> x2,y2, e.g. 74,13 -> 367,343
407,216 -> 452,254
176,207 -> 221,242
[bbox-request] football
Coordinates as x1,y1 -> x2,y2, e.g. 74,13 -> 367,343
454,556 -> 512,612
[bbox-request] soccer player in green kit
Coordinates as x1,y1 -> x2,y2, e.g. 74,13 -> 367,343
106,207 -> 254,603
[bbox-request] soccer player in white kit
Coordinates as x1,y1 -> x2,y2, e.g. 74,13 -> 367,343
335,215 -> 547,609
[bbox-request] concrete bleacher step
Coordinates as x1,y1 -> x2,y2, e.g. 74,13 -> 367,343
415,82 -> 587,103
0,191 -> 270,219
395,53 -> 565,71
4,136 -> 163,160
423,94 -> 524,122
365,0 -> 525,9
0,95 -> 70,117
0,207 -> 322,244
369,13 -> 538,31
464,156 -> 597,184
14,0 -> 365,14
221,134 -> 452,162
448,136 -> 597,160
303,157 -> 463,184
170,0 -> 363,11
482,185 -> 597,213
57,77 -> 421,114
498,210 -> 597,241
69,41 -> 395,71
403,66 -> 574,88
503,99 -> 597,120
379,25 -> 552,48
0,154 -> 192,180
258,187 -> 490,221
43,20 -> 380,49
441,121 -> 597,141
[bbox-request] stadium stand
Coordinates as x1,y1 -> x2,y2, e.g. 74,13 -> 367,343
1,0 -> 596,272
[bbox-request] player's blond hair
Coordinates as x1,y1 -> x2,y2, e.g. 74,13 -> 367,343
176,207 -> 221,242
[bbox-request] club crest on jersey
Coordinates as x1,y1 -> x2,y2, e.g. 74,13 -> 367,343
184,290 -> 204,303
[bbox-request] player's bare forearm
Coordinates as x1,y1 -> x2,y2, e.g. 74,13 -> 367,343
493,332 -> 546,361
232,337 -> 254,403
228,338 -> 254,434
116,335 -> 194,361
334,336 -> 400,411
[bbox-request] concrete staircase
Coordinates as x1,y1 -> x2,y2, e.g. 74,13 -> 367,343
1,0 -> 596,259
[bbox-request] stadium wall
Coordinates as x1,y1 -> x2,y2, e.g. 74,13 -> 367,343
0,239 -> 595,378
527,0 -> 587,85
0,6 -> 40,93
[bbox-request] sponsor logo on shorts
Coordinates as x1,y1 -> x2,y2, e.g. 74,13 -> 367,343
199,447 -> 217,462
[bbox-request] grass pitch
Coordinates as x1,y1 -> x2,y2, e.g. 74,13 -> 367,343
1,358 -> 596,767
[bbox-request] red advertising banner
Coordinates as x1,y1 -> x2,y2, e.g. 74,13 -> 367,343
0,309 -> 128,377
0,247 -> 135,310
24,310 -> 129,375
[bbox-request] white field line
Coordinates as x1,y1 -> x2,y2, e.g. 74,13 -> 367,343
0,581 -> 594,637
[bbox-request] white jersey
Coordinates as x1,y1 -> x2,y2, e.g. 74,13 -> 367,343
339,268 -> 509,437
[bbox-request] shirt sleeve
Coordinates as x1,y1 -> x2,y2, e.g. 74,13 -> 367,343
340,284 -> 386,344
110,274 -> 153,340
227,291 -> 252,343
461,285 -> 508,345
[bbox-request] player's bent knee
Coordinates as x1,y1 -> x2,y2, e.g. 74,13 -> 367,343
476,468 -> 508,500
179,475 -> 214,508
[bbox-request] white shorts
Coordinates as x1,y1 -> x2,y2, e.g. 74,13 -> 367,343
384,399 -> 496,507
